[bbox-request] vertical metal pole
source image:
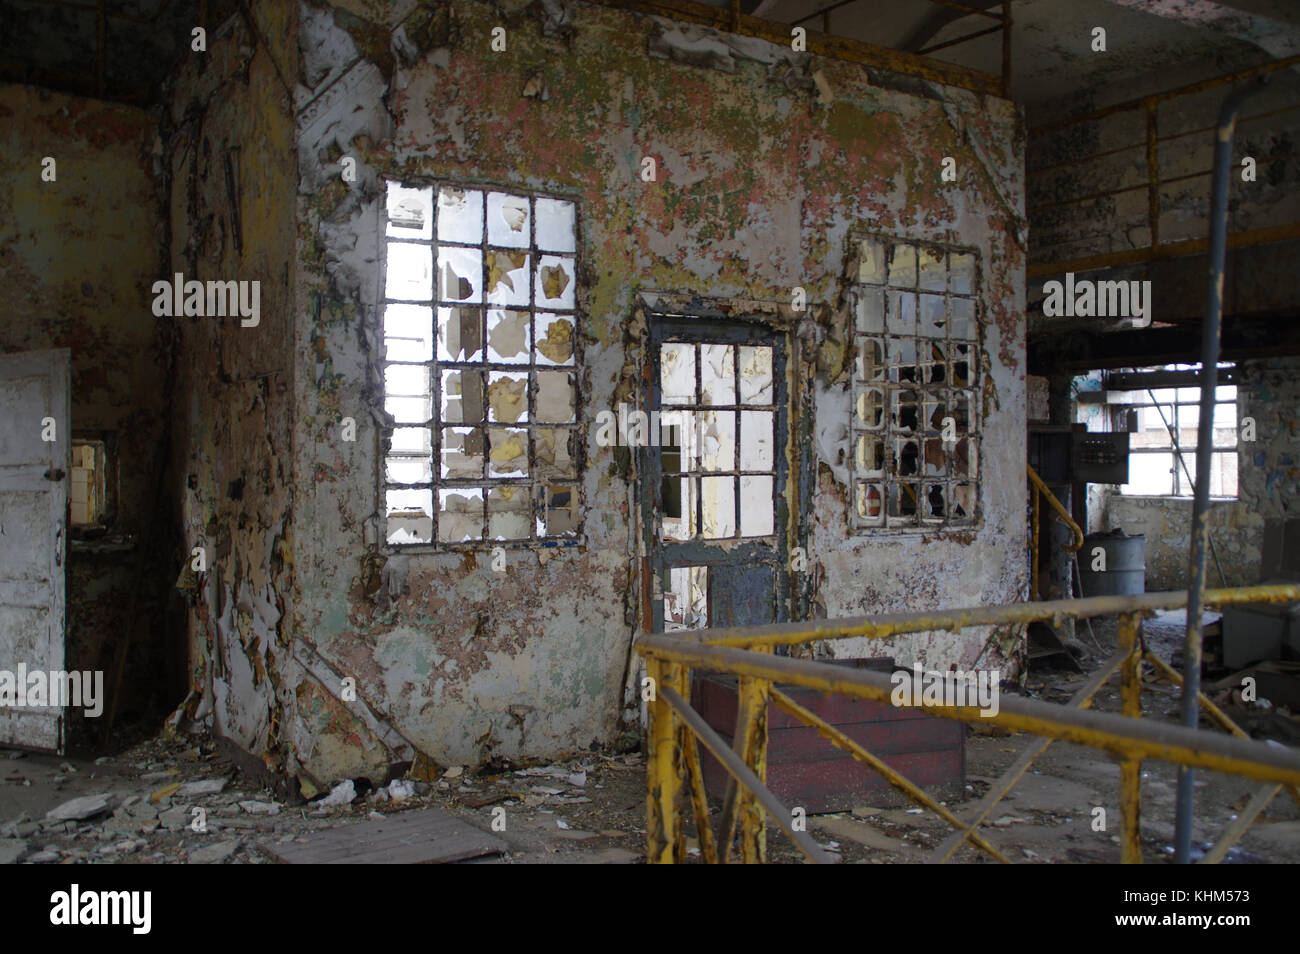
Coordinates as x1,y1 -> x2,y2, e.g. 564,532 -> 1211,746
1174,77 -> 1268,864
1118,612 -> 1143,863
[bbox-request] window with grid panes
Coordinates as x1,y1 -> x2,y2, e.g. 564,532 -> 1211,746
850,236 -> 980,529
381,181 -> 581,546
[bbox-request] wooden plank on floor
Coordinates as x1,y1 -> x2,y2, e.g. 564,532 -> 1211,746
265,807 -> 509,864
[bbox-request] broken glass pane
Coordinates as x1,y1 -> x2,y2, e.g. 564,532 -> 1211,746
858,337 -> 884,382
487,309 -> 530,363
386,488 -> 433,545
855,435 -> 884,474
534,313 -> 576,366
887,244 -> 916,288
541,483 -> 578,536
661,343 -> 695,405
438,487 -> 484,542
486,250 -> 530,306
738,346 -> 772,405
437,187 -> 483,243
925,396 -> 946,431
896,439 -> 919,477
923,482 -> 946,521
952,482 -> 975,521
918,246 -> 945,291
699,411 -> 735,472
386,182 -> 433,240
700,344 -> 735,405
950,252 -> 975,295
487,372 -> 528,423
895,390 -> 918,432
534,427 -> 576,478
856,287 -> 885,334
919,294 -> 946,336
664,565 -> 708,631
386,242 -> 433,301
923,437 -> 946,477
740,410 -> 773,471
488,484 -> 531,540
536,370 -> 575,424
535,197 -> 577,253
487,192 -> 530,248
488,427 -> 528,477
385,304 -> 433,361
385,456 -> 432,484
701,475 -> 736,539
442,427 -> 485,479
740,475 -> 774,537
888,481 -> 918,519
391,426 -> 431,456
888,291 -> 916,334
438,246 -> 482,303
858,238 -> 886,285
856,481 -> 883,523
437,306 -> 483,362
661,475 -> 696,540
535,255 -> 576,309
857,388 -> 884,428
953,436 -> 974,478
441,369 -> 483,425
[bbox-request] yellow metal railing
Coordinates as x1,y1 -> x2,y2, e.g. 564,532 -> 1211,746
1027,464 -> 1084,601
637,585 -> 1300,864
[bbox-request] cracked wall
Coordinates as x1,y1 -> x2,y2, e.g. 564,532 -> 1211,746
289,0 -> 1026,786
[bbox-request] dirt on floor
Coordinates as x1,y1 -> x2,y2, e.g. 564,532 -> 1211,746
3,612 -> 1298,864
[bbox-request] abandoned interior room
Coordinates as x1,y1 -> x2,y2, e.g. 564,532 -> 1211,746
1,0 -> 1299,870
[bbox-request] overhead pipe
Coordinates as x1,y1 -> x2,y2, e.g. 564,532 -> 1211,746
1174,75 -> 1269,865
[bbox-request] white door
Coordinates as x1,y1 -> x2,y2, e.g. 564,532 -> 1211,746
0,349 -> 69,753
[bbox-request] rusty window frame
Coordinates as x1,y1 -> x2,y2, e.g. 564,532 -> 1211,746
378,179 -> 585,549
849,234 -> 983,531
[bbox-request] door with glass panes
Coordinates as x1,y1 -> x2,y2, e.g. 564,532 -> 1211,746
642,316 -> 789,633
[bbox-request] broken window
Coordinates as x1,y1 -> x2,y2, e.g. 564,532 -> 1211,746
851,236 -> 981,529
659,341 -> 777,542
381,182 -> 581,546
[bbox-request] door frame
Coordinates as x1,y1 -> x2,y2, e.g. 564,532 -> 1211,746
636,302 -> 793,635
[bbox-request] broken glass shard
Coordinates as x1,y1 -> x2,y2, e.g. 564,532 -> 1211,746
437,187 -> 483,243
487,192 -> 530,247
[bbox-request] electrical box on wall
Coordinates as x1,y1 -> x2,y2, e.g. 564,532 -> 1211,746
1073,431 -> 1130,484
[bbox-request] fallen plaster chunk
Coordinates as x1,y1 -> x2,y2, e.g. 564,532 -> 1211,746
238,800 -> 282,816
317,780 -> 356,808
179,778 -> 228,797
45,794 -> 113,822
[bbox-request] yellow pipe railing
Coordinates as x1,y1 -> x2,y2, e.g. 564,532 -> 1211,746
1027,464 -> 1084,600
637,584 -> 1300,863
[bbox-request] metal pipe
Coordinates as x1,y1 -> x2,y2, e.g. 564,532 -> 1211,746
1175,76 -> 1269,865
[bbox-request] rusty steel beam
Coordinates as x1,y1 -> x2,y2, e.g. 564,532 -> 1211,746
658,685 -> 837,863
666,584 -> 1300,650
636,636 -> 1300,787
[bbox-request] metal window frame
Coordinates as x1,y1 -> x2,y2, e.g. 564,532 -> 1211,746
848,233 -> 984,533
377,178 -> 586,551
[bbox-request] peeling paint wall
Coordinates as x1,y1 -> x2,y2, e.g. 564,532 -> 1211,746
0,84 -> 175,734
289,0 -> 1026,785
165,7 -> 299,768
